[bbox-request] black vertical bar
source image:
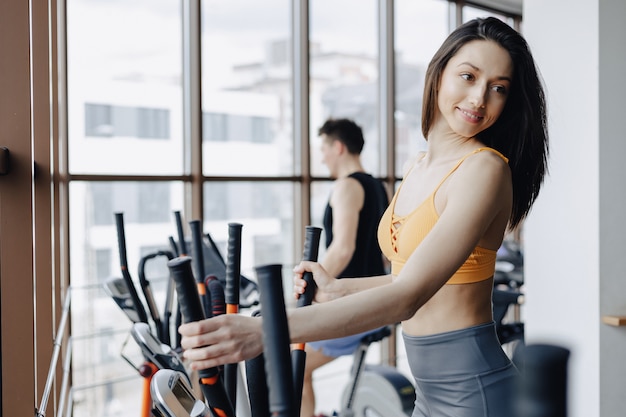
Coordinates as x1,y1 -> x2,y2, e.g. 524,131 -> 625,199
168,256 -> 235,417
245,310 -> 270,417
114,212 -> 149,323
174,211 -> 188,256
224,223 -> 243,406
189,219 -> 210,318
291,226 -> 322,412
256,264 -> 295,417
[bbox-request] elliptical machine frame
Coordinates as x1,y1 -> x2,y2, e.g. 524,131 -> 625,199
336,326 -> 415,417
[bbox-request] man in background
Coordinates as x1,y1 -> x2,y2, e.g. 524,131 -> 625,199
301,118 -> 389,417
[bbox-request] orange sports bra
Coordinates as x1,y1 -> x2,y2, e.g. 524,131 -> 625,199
377,147 -> 509,285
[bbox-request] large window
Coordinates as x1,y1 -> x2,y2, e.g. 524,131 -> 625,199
63,1 -> 521,415
200,0 -> 292,177
68,181 -> 184,416
308,0 -> 380,252
394,0 -> 450,176
203,181 -> 296,272
309,0 -> 380,177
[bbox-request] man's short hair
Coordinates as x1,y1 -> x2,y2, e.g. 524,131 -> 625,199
318,118 -> 364,155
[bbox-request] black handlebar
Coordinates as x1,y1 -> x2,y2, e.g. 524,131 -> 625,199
167,256 -> 235,417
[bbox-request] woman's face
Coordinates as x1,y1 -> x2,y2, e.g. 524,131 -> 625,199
434,40 -> 513,139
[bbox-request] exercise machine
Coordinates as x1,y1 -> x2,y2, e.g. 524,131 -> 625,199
337,326 -> 415,417
493,239 -> 525,357
151,369 -> 211,417
106,211 -> 259,417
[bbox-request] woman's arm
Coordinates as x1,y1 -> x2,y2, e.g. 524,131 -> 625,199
180,151 -> 510,369
179,267 -> 394,370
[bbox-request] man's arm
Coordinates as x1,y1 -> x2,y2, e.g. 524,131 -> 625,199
321,176 -> 363,277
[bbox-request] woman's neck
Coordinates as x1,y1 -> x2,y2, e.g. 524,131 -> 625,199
425,132 -> 482,164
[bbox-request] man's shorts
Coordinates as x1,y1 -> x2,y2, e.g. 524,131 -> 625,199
308,328 -> 385,358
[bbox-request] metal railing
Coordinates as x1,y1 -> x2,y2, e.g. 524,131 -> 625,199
36,288 -> 72,417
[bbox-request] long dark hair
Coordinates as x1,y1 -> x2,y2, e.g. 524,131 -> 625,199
422,17 -> 548,229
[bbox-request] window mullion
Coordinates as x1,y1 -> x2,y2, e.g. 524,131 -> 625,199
183,0 -> 203,222
293,0 -> 310,256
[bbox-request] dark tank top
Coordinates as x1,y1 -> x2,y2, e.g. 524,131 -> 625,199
323,172 -> 389,278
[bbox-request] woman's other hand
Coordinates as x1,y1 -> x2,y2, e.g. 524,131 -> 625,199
293,261 -> 340,304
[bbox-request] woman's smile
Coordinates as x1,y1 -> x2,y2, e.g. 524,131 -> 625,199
457,107 -> 484,123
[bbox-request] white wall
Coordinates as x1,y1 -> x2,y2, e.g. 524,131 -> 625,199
522,0 -> 599,416
523,0 -> 626,416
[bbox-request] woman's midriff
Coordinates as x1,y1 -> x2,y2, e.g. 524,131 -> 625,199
401,277 -> 495,336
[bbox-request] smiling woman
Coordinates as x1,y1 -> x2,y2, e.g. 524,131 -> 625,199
180,17 -> 548,417
59,2 -> 526,416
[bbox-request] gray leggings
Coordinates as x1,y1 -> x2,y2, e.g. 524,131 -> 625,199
403,322 -> 518,417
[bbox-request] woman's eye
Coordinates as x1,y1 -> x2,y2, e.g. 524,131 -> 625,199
460,73 -> 474,81
492,85 -> 508,94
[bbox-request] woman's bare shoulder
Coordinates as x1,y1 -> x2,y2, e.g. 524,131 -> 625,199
451,149 -> 512,198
